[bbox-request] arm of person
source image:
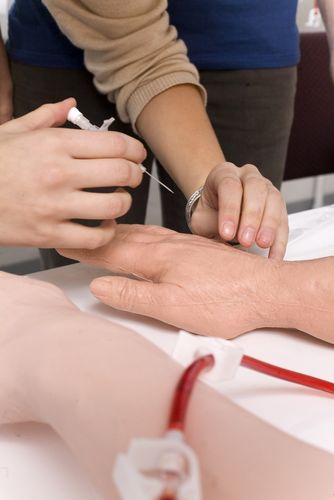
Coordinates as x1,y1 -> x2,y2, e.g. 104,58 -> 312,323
0,99 -> 145,247
318,0 -> 334,81
1,271 -> 332,500
0,27 -> 12,124
59,224 -> 334,344
42,0 -> 288,258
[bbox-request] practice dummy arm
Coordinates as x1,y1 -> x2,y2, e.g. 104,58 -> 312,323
1,271 -> 334,500
60,225 -> 334,344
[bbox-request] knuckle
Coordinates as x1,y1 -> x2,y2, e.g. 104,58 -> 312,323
110,195 -> 123,217
32,199 -> 54,219
115,161 -> 141,187
263,214 -> 281,228
113,160 -> 132,185
245,205 -> 263,222
210,162 -> 236,178
37,130 -> 63,153
34,224 -> 52,247
271,188 -> 285,208
110,133 -> 127,157
241,164 -> 260,175
220,175 -> 242,191
244,175 -> 269,192
109,192 -> 131,217
85,232 -> 104,250
41,164 -> 67,187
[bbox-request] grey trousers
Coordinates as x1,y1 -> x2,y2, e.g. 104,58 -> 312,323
11,62 -> 297,267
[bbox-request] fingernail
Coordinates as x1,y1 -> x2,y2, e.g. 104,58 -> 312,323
257,229 -> 274,247
90,277 -> 111,297
222,221 -> 235,239
240,227 -> 256,245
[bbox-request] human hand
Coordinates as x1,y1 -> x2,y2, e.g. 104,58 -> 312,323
0,98 -> 146,248
190,163 -> 288,259
59,224 -> 281,338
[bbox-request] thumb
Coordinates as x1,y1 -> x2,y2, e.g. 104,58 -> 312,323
90,276 -> 160,316
190,195 -> 218,238
3,97 -> 76,133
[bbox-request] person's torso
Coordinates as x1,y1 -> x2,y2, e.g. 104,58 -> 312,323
7,0 -> 84,68
7,0 -> 299,70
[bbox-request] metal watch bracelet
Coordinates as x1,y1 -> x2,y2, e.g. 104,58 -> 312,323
185,186 -> 204,232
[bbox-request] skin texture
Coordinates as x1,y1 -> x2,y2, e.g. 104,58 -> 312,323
1,270 -> 334,500
0,99 -> 146,248
318,0 -> 334,80
2,15 -> 289,259
60,224 -> 334,344
137,85 -> 289,258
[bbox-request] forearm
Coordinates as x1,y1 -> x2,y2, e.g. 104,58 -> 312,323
11,310 -> 334,500
0,29 -> 10,79
318,0 -> 334,79
136,84 -> 225,197
41,1 -> 225,196
43,0 -> 203,126
319,0 -> 334,47
257,257 -> 334,343
0,28 -> 13,123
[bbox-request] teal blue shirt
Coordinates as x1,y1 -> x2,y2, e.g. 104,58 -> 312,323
168,0 -> 300,69
7,0 -> 299,70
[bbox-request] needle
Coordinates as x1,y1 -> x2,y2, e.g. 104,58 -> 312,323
140,166 -> 174,194
67,107 -> 174,194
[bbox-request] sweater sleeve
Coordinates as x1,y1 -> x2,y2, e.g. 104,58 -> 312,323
42,0 -> 206,127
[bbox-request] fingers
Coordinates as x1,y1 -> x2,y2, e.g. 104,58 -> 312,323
3,98 -> 76,132
61,129 -> 147,164
69,159 -> 143,189
268,208 -> 289,260
214,163 -> 243,240
237,166 -> 271,247
203,163 -> 288,257
236,169 -> 287,258
59,190 -> 132,220
58,224 -> 174,275
255,188 -> 286,248
90,275 -> 166,317
43,220 -> 117,249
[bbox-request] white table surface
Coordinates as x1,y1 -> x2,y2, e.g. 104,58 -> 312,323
1,205 -> 334,499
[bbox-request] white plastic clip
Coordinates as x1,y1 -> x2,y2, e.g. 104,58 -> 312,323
173,330 -> 243,384
67,107 -> 115,131
113,430 -> 202,500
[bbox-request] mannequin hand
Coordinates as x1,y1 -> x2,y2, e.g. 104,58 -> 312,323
0,98 -> 146,247
59,224 -> 279,338
190,163 -> 288,259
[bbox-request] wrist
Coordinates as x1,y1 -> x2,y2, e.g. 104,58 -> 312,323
255,258 -> 332,338
253,259 -> 301,331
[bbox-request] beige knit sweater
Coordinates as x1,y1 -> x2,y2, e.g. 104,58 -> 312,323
42,0 -> 205,128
